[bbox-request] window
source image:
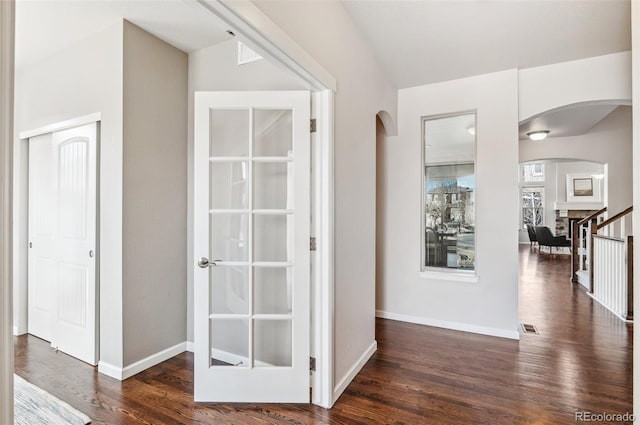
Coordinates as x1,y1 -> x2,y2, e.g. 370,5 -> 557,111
521,163 -> 544,183
521,187 -> 544,229
520,163 -> 545,230
422,112 -> 476,272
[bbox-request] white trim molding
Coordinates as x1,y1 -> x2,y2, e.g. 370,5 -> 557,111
332,341 -> 377,403
195,0 -> 336,92
311,89 -> 335,409
376,310 -> 520,340
419,270 -> 479,284
0,1 -> 15,423
19,112 -> 101,140
99,342 -> 187,381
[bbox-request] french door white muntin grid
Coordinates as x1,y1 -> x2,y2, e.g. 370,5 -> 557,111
194,91 -> 310,402
209,107 -> 294,369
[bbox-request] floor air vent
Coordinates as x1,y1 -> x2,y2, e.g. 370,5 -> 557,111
520,323 -> 539,334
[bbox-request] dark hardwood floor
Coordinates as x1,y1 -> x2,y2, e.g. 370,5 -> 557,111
14,245 -> 632,424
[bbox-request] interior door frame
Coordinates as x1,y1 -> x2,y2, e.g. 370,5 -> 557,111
0,0 -> 15,422
15,113 -> 101,362
194,0 -> 337,408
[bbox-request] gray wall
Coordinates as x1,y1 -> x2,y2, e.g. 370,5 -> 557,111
122,21 -> 188,365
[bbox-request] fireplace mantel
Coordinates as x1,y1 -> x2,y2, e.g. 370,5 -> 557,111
554,202 -> 605,211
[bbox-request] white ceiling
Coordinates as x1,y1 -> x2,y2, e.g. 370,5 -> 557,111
16,0 -> 231,69
519,103 -> 623,141
342,0 -> 631,89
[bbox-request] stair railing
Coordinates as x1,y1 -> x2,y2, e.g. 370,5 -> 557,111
591,206 -> 633,320
571,207 -> 607,285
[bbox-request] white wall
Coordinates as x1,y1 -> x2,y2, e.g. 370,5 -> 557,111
521,106 -> 632,218
186,38 -> 304,342
377,69 -> 520,339
122,22 -> 188,366
519,52 -> 631,122
13,22 -> 125,368
252,0 -> 398,398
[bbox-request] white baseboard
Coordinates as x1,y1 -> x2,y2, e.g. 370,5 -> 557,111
185,341 -> 194,353
332,340 -> 377,403
376,310 -> 520,340
97,361 -> 123,380
587,292 -> 633,323
98,342 -> 187,381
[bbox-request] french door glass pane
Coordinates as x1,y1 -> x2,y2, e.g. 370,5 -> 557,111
210,161 -> 248,210
210,319 -> 249,367
254,162 -> 290,210
210,214 -> 249,261
210,110 -> 249,157
254,110 -> 292,157
210,266 -> 249,315
208,107 -> 297,374
254,214 -> 291,262
254,320 -> 292,367
254,267 -> 292,314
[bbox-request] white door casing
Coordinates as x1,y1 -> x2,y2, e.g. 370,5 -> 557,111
28,122 -> 98,365
194,91 -> 310,402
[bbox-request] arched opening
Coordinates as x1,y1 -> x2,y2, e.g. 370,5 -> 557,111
518,101 -> 632,332
375,111 -> 395,317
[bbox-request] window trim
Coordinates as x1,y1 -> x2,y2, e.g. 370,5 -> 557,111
420,110 -> 478,276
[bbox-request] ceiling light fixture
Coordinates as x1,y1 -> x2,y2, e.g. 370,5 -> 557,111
527,130 -> 550,141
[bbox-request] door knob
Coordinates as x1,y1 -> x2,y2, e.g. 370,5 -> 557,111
197,257 -> 219,268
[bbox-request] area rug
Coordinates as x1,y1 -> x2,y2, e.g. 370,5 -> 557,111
14,374 -> 91,425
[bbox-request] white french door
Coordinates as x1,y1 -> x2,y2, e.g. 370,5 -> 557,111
28,122 -> 97,365
194,91 -> 310,402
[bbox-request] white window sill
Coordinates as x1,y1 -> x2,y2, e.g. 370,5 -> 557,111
419,269 -> 479,283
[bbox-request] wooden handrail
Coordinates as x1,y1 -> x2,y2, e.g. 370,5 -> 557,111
597,206 -> 633,230
577,207 -> 607,226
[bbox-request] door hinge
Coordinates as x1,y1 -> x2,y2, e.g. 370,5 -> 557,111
310,119 -> 317,133
310,356 -> 316,372
310,237 -> 317,251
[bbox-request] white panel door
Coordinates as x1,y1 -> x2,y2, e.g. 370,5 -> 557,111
28,132 -> 56,342
28,122 -> 98,365
194,91 -> 310,402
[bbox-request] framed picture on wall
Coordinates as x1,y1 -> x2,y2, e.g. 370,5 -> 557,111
566,173 -> 602,203
573,178 -> 593,197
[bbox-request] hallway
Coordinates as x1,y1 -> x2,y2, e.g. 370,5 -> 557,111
13,246 -> 632,424
345,246 -> 632,423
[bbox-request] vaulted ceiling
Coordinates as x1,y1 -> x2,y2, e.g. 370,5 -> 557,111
342,0 -> 631,89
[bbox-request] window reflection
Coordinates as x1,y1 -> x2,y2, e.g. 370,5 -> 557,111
423,113 -> 476,271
